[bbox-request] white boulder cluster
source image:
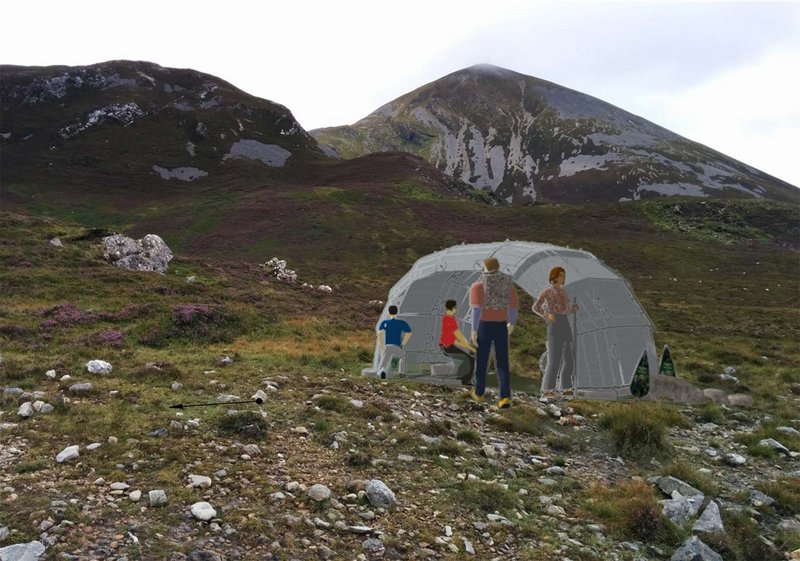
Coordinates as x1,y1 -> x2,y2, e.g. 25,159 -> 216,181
262,257 -> 333,293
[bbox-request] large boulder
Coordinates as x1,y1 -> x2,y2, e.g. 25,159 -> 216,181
101,234 -> 173,273
643,374 -> 707,404
0,541 -> 46,561
670,536 -> 723,561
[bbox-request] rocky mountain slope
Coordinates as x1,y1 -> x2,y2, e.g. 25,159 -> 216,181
0,61 -> 327,187
311,65 -> 798,204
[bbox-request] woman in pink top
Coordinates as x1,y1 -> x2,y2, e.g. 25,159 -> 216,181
533,266 -> 579,396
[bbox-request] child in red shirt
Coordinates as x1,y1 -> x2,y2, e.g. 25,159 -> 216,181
440,300 -> 476,385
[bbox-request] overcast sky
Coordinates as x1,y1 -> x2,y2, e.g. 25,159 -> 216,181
3,0 -> 799,187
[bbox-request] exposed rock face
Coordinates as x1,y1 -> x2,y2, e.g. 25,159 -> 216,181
101,234 -> 173,273
0,541 -> 46,561
312,65 -> 797,204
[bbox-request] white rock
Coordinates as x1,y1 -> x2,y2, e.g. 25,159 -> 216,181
45,370 -> 56,378
56,445 -> 79,463
49,237 -> 63,247
110,482 -> 129,491
86,360 -> 112,374
191,501 -> 217,521
365,479 -> 396,508
171,382 -> 183,391
251,389 -> 268,402
723,453 -> 746,466
60,375 -> 71,381
18,402 -> 34,418
0,541 -> 46,560
129,490 -> 142,502
350,399 -> 364,408
188,475 -> 212,489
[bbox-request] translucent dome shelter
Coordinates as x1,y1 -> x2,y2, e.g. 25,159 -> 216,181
363,241 -> 658,400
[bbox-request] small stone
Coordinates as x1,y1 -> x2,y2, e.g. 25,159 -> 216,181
727,394 -> 754,407
56,445 -> 79,463
285,481 -> 300,492
243,444 -> 261,456
350,399 -> 364,408
18,402 -> 34,418
779,519 -> 800,533
190,501 -> 217,521
187,551 -> 222,561
362,537 -> 385,557
365,479 -> 396,508
49,237 -> 63,247
110,482 -> 129,491
723,453 -> 746,467
108,436 -> 118,445
0,526 -> 9,541
45,370 -> 57,378
692,501 -> 724,534
349,525 -> 373,534
86,360 -> 113,374
482,445 -> 496,458
69,383 -> 92,393
398,454 -> 415,462
188,475 -> 212,489
129,490 -> 142,502
670,536 -> 723,561
270,492 -> 286,501
308,484 -> 332,502
758,438 -> 791,456
547,505 -> 566,516
463,538 -> 475,555
149,490 -> 167,507
86,442 -> 102,451
292,426 -> 310,436
171,382 -> 183,391
545,466 -> 566,476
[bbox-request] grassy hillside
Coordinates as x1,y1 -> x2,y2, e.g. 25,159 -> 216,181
0,193 -> 799,559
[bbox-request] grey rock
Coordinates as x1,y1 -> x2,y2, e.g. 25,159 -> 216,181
778,518 -> 800,533
110,482 -> 129,491
759,438 -> 791,456
187,552 -> 222,561
348,526 -> 374,534
545,466 -> 566,476
723,453 -> 746,466
777,426 -> 800,437
307,484 -> 331,502
703,389 -> 729,405
55,445 -> 79,463
463,538 -> 475,555
692,501 -> 724,534
749,490 -> 775,507
32,402 -> 53,414
68,383 -> 92,393
726,394 -> 754,407
101,234 -> 173,274
0,527 -> 8,542
188,475 -> 212,489
49,237 -> 63,247
661,495 -> 704,525
670,536 -> 722,561
649,476 -> 704,498
149,490 -> 167,507
18,402 -> 34,418
365,480 -> 396,508
361,537 -> 385,558
481,445 -> 496,458
0,541 -> 47,561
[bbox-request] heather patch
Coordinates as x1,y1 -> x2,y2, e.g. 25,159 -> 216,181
39,303 -> 97,329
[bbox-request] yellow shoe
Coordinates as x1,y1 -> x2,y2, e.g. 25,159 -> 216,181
470,389 -> 485,403
498,397 -> 511,409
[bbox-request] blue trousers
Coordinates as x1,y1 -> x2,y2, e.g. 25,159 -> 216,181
475,321 -> 511,399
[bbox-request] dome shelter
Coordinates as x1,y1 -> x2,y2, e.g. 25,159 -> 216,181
363,241 -> 658,400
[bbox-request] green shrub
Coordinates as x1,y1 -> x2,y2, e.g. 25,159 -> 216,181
450,481 -> 519,513
456,429 -> 481,444
662,461 -> 719,496
215,411 -> 268,441
486,406 -> 547,436
317,395 -> 349,412
582,480 -> 683,545
599,402 -> 690,459
758,478 -> 800,515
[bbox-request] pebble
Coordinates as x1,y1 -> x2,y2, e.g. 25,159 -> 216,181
365,479 -> 396,508
190,502 -> 217,521
545,466 -> 566,476
243,444 -> 261,456
45,370 -> 56,378
69,383 -> 92,393
86,360 -> 113,374
86,443 -> 102,451
723,453 -> 747,466
110,482 -> 129,491
308,484 -> 332,502
129,491 -> 142,502
56,445 -> 79,463
149,490 -> 168,507
188,475 -> 212,489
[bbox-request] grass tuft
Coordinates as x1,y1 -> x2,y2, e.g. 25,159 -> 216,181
598,402 -> 690,460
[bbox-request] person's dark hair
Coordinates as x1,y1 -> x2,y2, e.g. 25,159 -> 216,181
388,305 -> 398,315
445,299 -> 457,311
